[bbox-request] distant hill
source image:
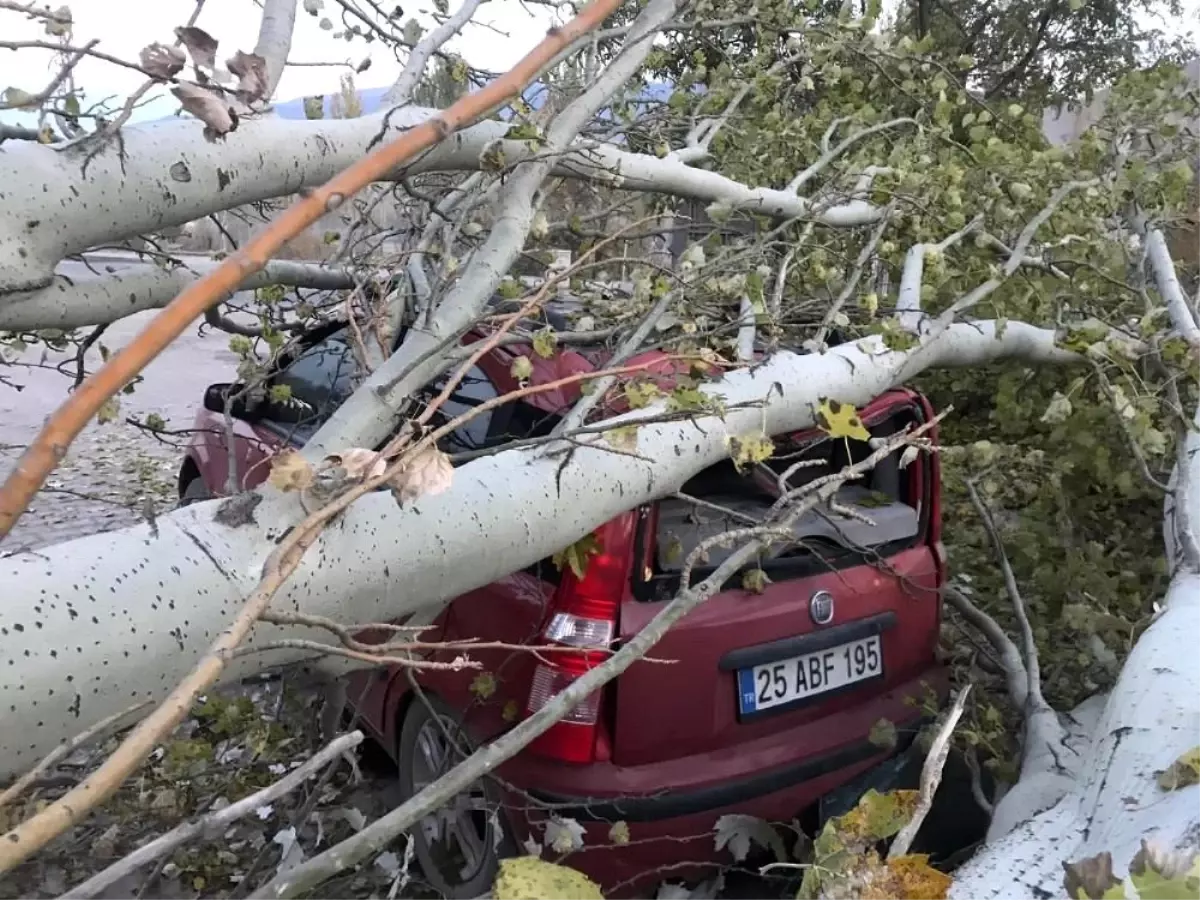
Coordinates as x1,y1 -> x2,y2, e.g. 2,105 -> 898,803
272,79 -> 675,120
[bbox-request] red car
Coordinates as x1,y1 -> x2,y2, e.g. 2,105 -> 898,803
178,311 -> 948,897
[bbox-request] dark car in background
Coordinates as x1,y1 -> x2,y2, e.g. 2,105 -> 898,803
177,309 -> 948,897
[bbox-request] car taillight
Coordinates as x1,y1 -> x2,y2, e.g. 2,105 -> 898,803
524,514 -> 635,764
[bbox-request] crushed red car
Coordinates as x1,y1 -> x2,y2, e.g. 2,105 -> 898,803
178,305 -> 948,897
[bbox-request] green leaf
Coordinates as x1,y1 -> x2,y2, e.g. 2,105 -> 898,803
624,381 -> 661,409
97,397 -> 120,425
510,356 -> 533,383
1157,746 -> 1200,791
742,568 -> 770,594
531,329 -> 557,359
504,122 -> 543,142
552,534 -> 602,579
2,87 -> 38,109
469,672 -> 497,699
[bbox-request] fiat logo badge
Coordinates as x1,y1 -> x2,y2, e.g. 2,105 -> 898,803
809,590 -> 835,626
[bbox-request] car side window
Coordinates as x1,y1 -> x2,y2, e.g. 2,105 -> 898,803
427,366 -> 499,453
267,329 -> 362,440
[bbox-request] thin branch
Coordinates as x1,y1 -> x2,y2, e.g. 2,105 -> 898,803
889,685 -> 971,859
383,0 -> 485,105
551,288 -> 676,435
943,585 -> 1028,709
788,118 -> 918,193
965,477 -> 1048,715
1147,227 -> 1200,360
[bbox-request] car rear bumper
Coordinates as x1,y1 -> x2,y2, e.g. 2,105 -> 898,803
496,666 -> 947,893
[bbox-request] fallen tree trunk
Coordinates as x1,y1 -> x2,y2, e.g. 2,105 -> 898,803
0,320 -> 1071,779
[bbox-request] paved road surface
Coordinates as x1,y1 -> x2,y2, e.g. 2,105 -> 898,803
1,307 -> 242,552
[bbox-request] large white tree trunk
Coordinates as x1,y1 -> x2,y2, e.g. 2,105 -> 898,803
950,572 -> 1200,897
0,108 -> 876,296
0,321 -> 1070,779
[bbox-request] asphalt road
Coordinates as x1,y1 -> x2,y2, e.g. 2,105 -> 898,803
0,304 -> 243,552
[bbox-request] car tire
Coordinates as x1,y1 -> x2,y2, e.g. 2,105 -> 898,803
396,693 -> 509,899
177,478 -> 213,508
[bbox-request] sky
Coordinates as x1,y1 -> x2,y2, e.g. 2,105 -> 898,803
0,0 -> 1196,129
0,0 -> 556,125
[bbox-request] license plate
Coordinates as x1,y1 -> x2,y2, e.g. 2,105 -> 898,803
737,635 -> 883,715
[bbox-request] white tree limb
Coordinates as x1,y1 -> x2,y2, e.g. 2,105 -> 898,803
889,685 -> 971,859
0,319 -> 1078,782
383,0 -> 485,105
0,259 -> 356,332
301,0 -> 681,458
1146,226 -> 1200,358
0,106 -> 880,298
255,0 -> 300,98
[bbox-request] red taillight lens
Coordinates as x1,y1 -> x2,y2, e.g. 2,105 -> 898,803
524,514 -> 636,764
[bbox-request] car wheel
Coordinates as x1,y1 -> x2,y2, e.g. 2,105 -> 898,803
396,694 -> 507,899
177,478 -> 212,508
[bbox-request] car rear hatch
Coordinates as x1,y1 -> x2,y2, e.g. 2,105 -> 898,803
611,390 -> 943,767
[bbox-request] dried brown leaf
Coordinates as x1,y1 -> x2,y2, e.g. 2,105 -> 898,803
140,43 -> 186,79
389,445 -> 453,505
175,25 -> 219,70
171,83 -> 238,140
268,451 -> 315,493
43,5 -> 71,36
226,50 -> 269,103
323,448 -> 386,482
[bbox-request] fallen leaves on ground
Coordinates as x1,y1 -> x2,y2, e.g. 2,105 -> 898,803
493,856 -> 603,900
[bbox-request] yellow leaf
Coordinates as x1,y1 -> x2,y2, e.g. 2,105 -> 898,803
502,700 -> 519,722
470,672 -> 496,700
870,854 -> 952,899
606,425 -> 639,452
624,381 -> 661,409
511,355 -> 533,383
493,857 -> 603,900
552,534 -> 602,579
815,397 -> 871,441
836,789 -> 919,845
729,433 -> 774,472
1157,746 -> 1200,791
532,329 -> 558,359
268,450 -> 315,492
608,821 -> 630,844
96,397 -> 120,425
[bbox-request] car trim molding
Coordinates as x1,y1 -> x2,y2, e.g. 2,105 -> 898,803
716,611 -> 897,672
522,714 -> 923,823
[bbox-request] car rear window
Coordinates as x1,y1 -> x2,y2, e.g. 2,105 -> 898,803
643,402 -> 926,588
